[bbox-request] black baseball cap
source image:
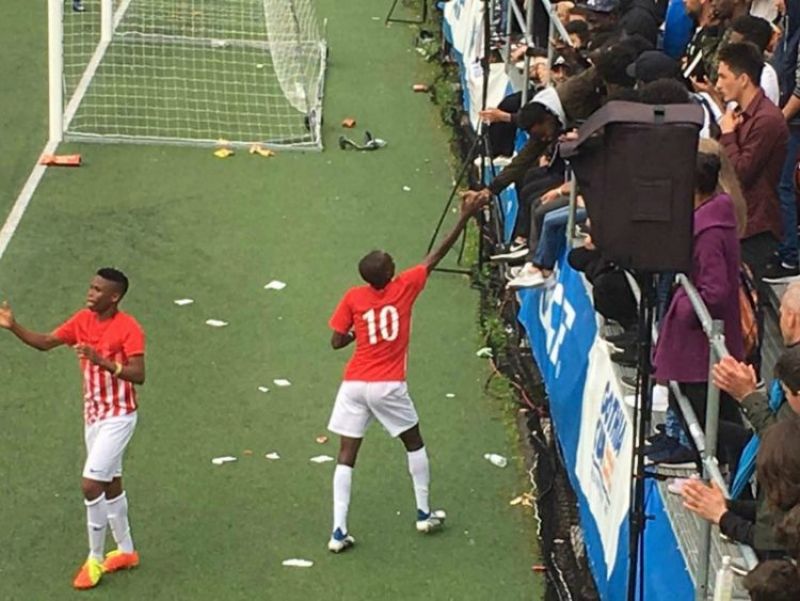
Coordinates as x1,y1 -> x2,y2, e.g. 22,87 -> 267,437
626,50 -> 681,83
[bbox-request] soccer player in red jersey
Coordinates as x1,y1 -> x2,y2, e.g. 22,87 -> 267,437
0,268 -> 145,589
326,195 -> 485,552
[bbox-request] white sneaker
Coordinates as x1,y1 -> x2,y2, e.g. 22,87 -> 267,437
327,528 -> 355,553
507,268 -> 545,289
667,475 -> 699,495
416,509 -> 447,533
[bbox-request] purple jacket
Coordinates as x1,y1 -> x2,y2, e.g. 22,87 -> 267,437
653,193 -> 744,383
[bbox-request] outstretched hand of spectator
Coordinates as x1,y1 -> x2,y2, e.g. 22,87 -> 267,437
682,480 -> 727,525
479,108 -> 511,125
541,186 -> 564,205
712,356 -> 758,402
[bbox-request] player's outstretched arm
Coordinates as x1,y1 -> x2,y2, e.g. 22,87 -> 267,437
422,194 -> 487,273
0,301 -> 64,351
331,331 -> 355,350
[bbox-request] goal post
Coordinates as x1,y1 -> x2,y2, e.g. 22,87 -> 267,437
48,0 -> 327,150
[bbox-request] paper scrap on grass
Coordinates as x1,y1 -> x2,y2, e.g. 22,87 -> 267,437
249,144 -> 275,158
282,559 -> 314,568
264,280 -> 287,291
445,393 -> 456,399
310,455 -> 334,464
174,298 -> 194,306
476,347 -> 493,358
510,492 -> 534,507
40,154 -> 81,167
213,148 -> 234,159
205,319 -> 228,328
211,456 -> 237,465
315,435 -> 328,444
258,386 -> 270,393
402,186 -> 411,192
273,379 -> 291,387
265,452 -> 281,460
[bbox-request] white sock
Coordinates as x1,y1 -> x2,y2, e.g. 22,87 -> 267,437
407,447 -> 431,515
106,491 -> 135,553
84,494 -> 108,562
332,464 -> 353,535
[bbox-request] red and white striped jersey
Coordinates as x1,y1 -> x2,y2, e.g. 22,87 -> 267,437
54,309 -> 145,425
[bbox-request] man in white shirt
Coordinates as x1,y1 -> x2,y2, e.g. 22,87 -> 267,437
730,14 -> 781,104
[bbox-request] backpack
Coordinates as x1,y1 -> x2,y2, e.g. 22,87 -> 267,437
739,263 -> 762,368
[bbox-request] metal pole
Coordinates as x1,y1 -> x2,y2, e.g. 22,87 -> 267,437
522,0 -> 534,105
694,320 -> 724,600
47,0 -> 64,143
566,168 -> 577,247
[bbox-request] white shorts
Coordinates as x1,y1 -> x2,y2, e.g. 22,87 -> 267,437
83,413 -> 138,482
327,381 -> 419,439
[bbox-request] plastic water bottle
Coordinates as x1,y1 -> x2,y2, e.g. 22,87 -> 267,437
713,556 -> 734,601
484,453 -> 508,468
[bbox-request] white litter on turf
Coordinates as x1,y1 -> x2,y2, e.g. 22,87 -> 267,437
258,386 -> 270,393
174,298 -> 194,306
264,280 -> 287,290
310,455 -> 334,464
205,319 -> 228,327
211,456 -> 237,465
265,452 -> 281,460
445,393 -> 456,398
282,559 -> 314,568
402,186 -> 411,192
273,379 -> 291,387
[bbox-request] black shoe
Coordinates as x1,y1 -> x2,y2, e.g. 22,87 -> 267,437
605,329 -> 638,345
762,261 -> 800,284
490,242 -> 529,262
611,345 -> 638,368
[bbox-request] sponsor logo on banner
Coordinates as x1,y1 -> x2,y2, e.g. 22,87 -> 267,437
591,382 -> 628,511
537,281 -> 576,377
576,340 -> 633,576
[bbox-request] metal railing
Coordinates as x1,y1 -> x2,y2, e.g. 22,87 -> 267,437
670,275 -> 758,600
501,0 -> 573,104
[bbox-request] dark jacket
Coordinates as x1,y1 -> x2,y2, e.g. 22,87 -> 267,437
653,193 -> 744,382
719,390 -> 799,552
487,69 -> 603,195
719,89 -> 789,240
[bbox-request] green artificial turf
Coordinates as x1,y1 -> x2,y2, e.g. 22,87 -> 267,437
0,1 -> 543,599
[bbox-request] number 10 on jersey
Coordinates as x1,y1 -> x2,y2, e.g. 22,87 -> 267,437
362,306 -> 400,344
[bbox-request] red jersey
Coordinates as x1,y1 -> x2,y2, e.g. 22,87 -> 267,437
329,264 -> 428,381
54,309 -> 145,425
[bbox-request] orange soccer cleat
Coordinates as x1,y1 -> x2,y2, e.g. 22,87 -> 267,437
72,558 -> 103,589
102,549 -> 140,573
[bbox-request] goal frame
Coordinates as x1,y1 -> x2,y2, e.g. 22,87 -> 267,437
47,0 -> 327,150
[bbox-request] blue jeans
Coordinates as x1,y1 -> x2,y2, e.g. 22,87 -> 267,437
778,129 -> 800,266
532,206 -> 587,269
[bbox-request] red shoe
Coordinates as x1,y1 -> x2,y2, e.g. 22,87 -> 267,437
73,558 -> 103,589
102,549 -> 140,573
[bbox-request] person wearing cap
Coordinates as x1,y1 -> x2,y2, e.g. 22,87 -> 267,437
627,50 -> 723,138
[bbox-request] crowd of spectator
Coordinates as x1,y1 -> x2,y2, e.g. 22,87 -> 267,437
460,0 -> 800,594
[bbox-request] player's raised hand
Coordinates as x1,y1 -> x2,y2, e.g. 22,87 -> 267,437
0,301 -> 15,329
460,190 -> 488,216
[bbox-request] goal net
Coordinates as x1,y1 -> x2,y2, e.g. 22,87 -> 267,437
54,0 -> 327,149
